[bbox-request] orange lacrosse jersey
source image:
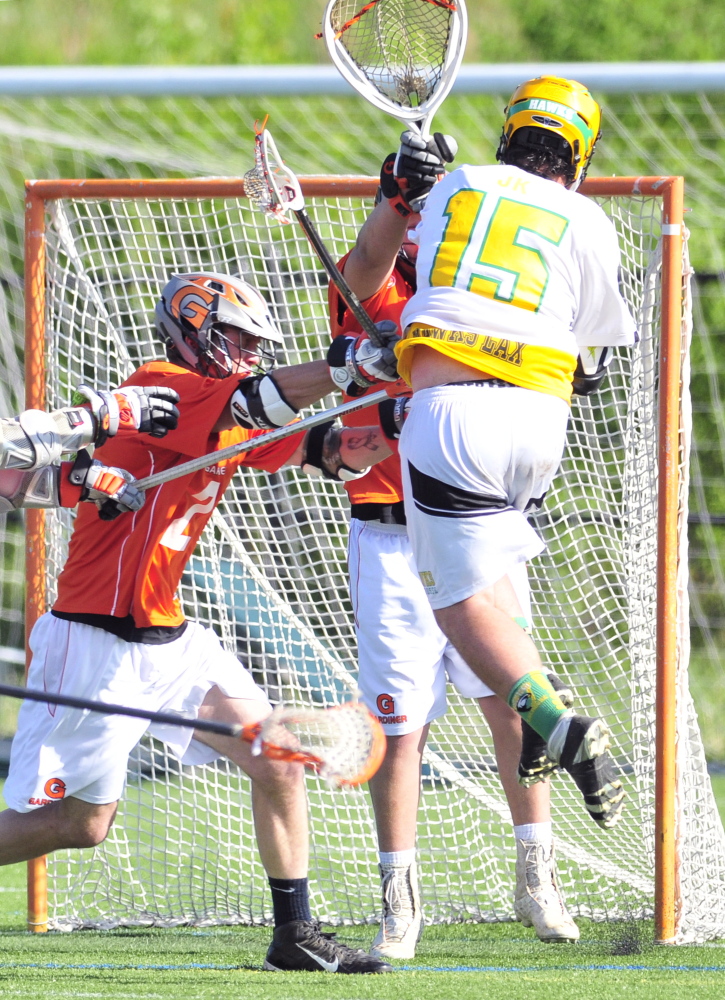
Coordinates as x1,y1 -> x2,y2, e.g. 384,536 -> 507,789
54,361 -> 304,628
329,254 -> 414,506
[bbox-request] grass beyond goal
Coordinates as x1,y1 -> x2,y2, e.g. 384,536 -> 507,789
22,173 -> 723,945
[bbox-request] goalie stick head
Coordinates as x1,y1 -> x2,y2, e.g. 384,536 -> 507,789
156,272 -> 283,379
496,76 -> 602,190
321,0 -> 468,139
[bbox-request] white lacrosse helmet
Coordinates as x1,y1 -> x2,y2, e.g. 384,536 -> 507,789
156,272 -> 283,378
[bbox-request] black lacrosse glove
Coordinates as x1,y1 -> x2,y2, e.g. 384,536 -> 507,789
381,130 -> 458,216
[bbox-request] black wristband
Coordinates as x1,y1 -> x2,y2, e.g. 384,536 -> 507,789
378,398 -> 399,441
68,448 -> 93,487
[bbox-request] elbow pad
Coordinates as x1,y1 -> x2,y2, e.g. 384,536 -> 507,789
230,374 -> 298,431
572,347 -> 613,397
300,421 -> 369,483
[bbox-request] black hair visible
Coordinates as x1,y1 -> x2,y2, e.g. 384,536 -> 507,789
498,126 -> 576,185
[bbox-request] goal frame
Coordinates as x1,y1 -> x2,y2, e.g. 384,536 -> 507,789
23,173 -> 686,944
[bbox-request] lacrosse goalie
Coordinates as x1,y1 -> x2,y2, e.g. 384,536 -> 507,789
326,128 -> 581,956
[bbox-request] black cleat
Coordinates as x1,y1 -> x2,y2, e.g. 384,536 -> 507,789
518,673 -> 575,787
264,919 -> 394,974
557,715 -> 626,830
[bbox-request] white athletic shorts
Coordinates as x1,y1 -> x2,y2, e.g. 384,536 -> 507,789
399,383 -> 569,611
4,613 -> 270,812
349,519 -> 532,736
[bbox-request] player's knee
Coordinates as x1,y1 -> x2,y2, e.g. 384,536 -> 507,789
250,756 -> 304,799
59,802 -> 116,849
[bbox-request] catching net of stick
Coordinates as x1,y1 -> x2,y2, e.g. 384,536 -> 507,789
324,0 -> 458,110
257,702 -> 386,786
23,174 -> 725,944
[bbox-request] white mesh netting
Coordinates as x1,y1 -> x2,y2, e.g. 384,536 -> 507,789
0,90 -> 723,734
27,181 -> 725,943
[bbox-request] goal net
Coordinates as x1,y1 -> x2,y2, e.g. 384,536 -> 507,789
24,173 -> 725,944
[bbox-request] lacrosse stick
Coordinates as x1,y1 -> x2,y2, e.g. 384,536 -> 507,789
321,0 -> 468,141
0,682 -> 385,787
134,387 -> 387,492
243,122 -> 384,343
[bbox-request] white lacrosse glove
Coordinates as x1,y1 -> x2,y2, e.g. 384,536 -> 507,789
327,321 -> 401,396
68,451 -> 145,521
382,130 -> 458,216
73,384 -> 180,446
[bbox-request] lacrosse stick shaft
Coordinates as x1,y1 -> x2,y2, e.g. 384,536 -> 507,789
0,681 -> 245,739
134,388 -> 387,491
293,207 -> 382,341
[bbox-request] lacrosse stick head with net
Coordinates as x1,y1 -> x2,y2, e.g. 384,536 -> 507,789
321,0 -> 468,138
251,701 -> 386,787
243,120 -> 304,222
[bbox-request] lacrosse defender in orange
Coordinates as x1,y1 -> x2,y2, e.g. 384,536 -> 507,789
0,272 -> 396,975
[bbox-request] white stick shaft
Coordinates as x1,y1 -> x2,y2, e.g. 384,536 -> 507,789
134,389 -> 389,491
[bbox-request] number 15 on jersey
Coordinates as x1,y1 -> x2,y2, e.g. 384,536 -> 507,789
429,188 -> 569,314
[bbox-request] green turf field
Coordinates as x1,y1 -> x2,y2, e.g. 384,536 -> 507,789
0,777 -> 723,999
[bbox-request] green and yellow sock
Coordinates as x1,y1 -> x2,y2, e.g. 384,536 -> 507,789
508,670 -> 569,741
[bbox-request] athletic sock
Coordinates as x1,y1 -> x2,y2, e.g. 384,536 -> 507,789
379,848 -> 416,868
268,877 -> 312,926
513,821 -> 553,853
508,670 -> 570,741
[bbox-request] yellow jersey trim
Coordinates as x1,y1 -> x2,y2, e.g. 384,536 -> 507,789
395,323 -> 576,403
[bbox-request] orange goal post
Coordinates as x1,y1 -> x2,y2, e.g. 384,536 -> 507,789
23,173 -> 723,945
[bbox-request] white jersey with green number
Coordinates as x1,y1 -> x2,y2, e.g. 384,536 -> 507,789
396,164 -> 637,400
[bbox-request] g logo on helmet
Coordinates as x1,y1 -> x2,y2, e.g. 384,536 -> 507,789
44,777 -> 66,800
377,693 -> 395,715
170,286 -> 214,330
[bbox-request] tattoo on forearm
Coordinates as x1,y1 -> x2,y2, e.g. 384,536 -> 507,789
343,430 -> 380,453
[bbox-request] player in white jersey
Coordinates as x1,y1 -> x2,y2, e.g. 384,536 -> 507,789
0,384 -> 180,517
394,77 -> 633,834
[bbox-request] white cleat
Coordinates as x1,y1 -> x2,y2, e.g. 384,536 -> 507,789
369,861 -> 423,960
514,839 -> 580,944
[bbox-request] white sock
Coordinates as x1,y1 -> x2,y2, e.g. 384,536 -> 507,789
379,848 -> 416,868
514,822 -> 553,853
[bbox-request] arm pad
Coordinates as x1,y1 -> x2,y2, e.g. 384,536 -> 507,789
0,464 -> 61,512
572,347 -> 613,397
0,407 -> 96,471
230,374 -> 299,431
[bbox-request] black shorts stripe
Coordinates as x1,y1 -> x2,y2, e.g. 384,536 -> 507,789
407,461 -> 511,519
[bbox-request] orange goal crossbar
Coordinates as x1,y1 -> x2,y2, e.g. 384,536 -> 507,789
23,174 -> 686,942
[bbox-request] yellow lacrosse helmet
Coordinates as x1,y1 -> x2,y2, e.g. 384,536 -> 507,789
496,76 -> 602,188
